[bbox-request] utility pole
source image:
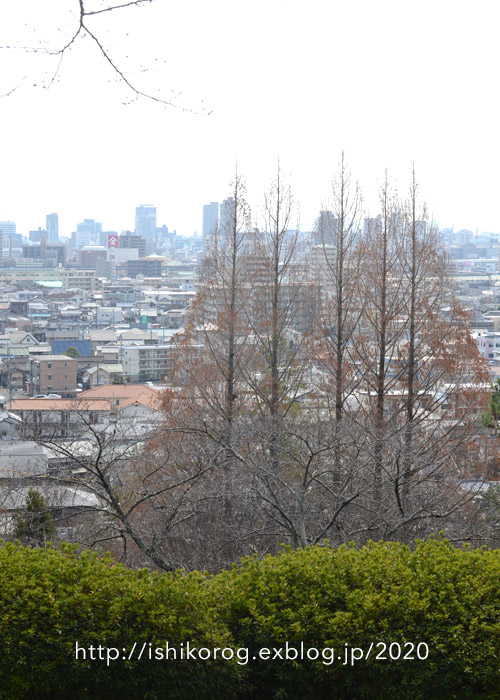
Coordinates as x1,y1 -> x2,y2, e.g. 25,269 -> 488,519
96,346 -> 100,387
7,341 -> 11,410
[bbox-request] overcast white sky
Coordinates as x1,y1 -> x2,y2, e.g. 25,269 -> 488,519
0,0 -> 498,238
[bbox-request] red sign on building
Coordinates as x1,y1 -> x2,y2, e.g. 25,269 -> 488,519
108,234 -> 119,248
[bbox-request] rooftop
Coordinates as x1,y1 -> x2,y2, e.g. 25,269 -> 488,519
29,355 -> 78,362
79,384 -> 160,400
85,364 -> 124,375
10,399 -> 111,411
119,393 -> 163,410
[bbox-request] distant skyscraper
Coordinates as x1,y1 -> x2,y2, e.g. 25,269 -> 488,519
0,220 -> 16,239
315,210 -> 337,246
220,197 -> 235,235
72,219 -> 102,249
135,204 -> 157,240
0,220 -> 16,261
46,213 -> 59,243
202,202 -> 219,244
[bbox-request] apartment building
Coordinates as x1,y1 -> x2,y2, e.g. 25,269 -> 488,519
126,257 -> 163,278
0,268 -> 97,291
29,355 -> 78,398
118,344 -> 177,382
475,332 -> 500,360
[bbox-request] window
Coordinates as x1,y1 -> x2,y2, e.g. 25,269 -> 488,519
47,375 -> 52,381
48,363 -> 52,369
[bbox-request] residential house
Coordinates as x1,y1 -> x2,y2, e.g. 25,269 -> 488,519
78,384 -> 161,414
9,398 -> 111,438
82,364 -> 124,388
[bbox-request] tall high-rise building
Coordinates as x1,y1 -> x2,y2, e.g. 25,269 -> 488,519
46,213 -> 59,243
72,219 -> 102,249
0,220 -> 16,239
0,221 -> 16,262
135,204 -> 157,240
202,202 -> 219,243
219,197 -> 235,235
314,210 -> 337,246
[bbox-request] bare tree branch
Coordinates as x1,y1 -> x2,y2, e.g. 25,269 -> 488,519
1,0 -> 210,113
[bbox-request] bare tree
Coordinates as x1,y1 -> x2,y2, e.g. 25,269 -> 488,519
188,170 -> 253,445
350,170 -> 491,542
241,166 -> 311,456
22,407 -> 223,571
190,167 -> 363,549
313,153 -> 364,424
353,173 -> 407,497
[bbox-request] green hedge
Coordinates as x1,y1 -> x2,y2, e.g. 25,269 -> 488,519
1,539 -> 500,699
0,543 -> 243,700
212,539 -> 500,699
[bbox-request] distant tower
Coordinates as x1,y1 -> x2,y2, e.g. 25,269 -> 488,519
0,220 -> 16,239
135,204 -> 157,240
0,221 -> 16,261
72,219 -> 102,249
46,213 -> 59,243
315,210 -> 337,246
202,202 -> 219,244
220,197 -> 235,235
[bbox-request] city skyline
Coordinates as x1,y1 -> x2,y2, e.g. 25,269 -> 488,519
3,200 -> 499,246
1,1 -> 499,238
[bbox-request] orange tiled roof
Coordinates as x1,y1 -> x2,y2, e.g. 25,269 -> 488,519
119,393 -> 163,410
10,399 -> 111,411
78,384 -> 160,400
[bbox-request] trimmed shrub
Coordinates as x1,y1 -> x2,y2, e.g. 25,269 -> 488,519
0,543 -> 243,700
211,538 -> 500,700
